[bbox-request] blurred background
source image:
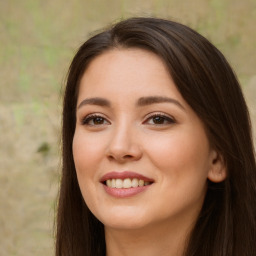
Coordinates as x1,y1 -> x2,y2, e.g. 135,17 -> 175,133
0,0 -> 255,255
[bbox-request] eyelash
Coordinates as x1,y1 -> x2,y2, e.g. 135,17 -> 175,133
81,114 -> 110,126
81,113 -> 176,126
144,113 -> 176,125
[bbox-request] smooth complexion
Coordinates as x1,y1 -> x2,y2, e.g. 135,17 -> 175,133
73,49 -> 226,256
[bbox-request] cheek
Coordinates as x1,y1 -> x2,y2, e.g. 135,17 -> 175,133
72,130 -> 105,211
144,130 -> 210,216
72,130 -> 105,174
146,127 -> 211,179
72,130 -> 104,199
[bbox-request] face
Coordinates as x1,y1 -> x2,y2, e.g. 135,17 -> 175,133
73,48 -> 221,231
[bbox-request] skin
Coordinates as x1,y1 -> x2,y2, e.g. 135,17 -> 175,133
73,48 -> 226,256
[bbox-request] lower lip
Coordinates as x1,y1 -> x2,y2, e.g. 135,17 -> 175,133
103,184 -> 151,198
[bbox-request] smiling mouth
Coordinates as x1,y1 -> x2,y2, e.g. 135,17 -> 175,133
103,178 -> 153,189
101,172 -> 154,197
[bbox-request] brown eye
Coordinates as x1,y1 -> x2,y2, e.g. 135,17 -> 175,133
145,114 -> 175,125
82,115 -> 110,126
152,116 -> 166,124
92,117 -> 105,125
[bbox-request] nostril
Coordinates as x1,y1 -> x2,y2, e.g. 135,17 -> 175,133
107,154 -> 135,161
123,155 -> 133,159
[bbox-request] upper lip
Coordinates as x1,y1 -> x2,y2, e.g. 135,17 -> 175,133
100,171 -> 154,183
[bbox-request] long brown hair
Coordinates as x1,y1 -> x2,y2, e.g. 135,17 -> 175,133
56,17 -> 256,256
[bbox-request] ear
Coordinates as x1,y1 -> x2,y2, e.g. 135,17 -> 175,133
207,150 -> 227,183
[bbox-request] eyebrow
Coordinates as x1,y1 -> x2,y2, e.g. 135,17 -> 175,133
77,96 -> 185,110
137,96 -> 185,110
77,97 -> 111,109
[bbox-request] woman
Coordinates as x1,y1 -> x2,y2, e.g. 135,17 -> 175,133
55,17 -> 256,256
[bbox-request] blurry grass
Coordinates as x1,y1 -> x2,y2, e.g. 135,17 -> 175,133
0,0 -> 255,255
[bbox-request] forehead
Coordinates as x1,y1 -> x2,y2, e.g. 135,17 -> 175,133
82,48 -> 169,82
78,48 -> 183,101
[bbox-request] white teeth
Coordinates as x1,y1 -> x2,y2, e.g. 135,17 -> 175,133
123,178 -> 132,188
105,178 -> 151,188
131,178 -> 139,187
106,179 -> 112,187
139,179 -> 144,187
111,179 -> 116,188
115,179 -> 123,188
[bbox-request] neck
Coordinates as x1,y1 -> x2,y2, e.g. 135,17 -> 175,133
105,218 -> 193,256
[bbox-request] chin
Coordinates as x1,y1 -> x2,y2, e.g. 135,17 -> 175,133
94,208 -> 150,230
103,218 -> 149,230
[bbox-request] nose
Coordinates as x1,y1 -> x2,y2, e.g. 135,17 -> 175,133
106,123 -> 143,163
